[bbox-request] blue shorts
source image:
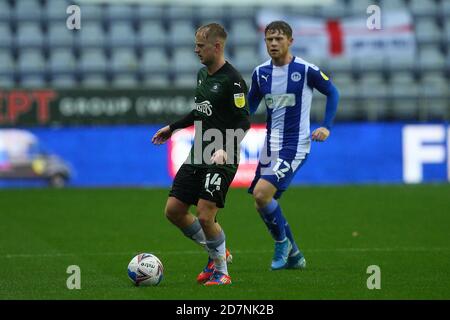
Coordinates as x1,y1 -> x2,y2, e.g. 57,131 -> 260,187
248,153 -> 309,199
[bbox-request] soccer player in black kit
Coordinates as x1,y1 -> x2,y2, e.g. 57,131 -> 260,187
152,23 -> 250,286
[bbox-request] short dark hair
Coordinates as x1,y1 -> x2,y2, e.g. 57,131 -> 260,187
265,20 -> 293,38
196,23 -> 227,43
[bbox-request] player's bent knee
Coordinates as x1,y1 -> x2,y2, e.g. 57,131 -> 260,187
164,199 -> 187,224
197,214 -> 214,229
253,189 -> 272,208
196,202 -> 217,228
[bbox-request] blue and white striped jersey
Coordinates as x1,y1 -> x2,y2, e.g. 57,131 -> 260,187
248,56 -> 338,158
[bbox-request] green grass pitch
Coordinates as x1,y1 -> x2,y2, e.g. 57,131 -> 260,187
1,185 -> 449,300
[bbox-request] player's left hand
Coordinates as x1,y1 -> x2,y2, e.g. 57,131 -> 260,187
210,149 -> 228,165
312,127 -> 330,142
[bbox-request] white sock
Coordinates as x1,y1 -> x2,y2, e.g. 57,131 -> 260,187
181,219 -> 208,252
206,230 -> 228,275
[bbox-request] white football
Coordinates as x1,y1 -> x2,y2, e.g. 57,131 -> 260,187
127,253 -> 164,286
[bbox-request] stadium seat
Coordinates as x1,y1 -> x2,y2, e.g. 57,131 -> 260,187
0,50 -> 15,76
419,73 -> 449,120
325,73 -> 361,121
441,0 -> 450,16
47,22 -> 75,48
172,48 -> 201,74
137,22 -> 167,48
17,49 -> 46,75
143,74 -> 170,88
48,49 -> 77,75
318,0 -> 348,18
327,56 -> 353,73
174,73 -> 197,88
111,75 -> 138,88
229,5 -> 257,21
14,0 -> 42,21
46,0 -> 70,23
418,46 -> 446,70
232,47 -> 258,74
78,49 -> 108,74
108,22 -> 136,48
444,20 -> 450,43
359,74 -> 389,121
110,49 -> 138,74
21,75 -> 47,88
167,6 -> 195,22
386,54 -> 415,72
0,23 -> 12,49
414,18 -> 442,44
46,0 -> 73,21
16,23 -> 44,48
135,4 -> 165,21
51,75 -> 77,88
379,0 -> 406,10
169,21 -> 197,47
77,22 -> 106,48
0,77 -> 14,88
354,55 -> 386,72
105,4 -> 135,21
409,0 -> 438,16
389,73 -> 420,119
141,49 -> 170,73
348,0 -> 374,15
82,74 -> 109,87
228,21 -> 259,47
286,5 -> 317,16
197,6 -> 227,21
77,4 -> 103,21
0,2 -> 11,21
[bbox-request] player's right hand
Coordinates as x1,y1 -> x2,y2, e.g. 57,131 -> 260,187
151,126 -> 172,145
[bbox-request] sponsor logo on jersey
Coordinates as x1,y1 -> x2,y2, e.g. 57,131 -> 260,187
195,100 -> 213,116
320,71 -> 329,81
233,93 -> 246,108
291,72 -> 302,82
264,93 -> 296,109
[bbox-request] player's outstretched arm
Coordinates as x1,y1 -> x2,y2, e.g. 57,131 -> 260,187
151,126 -> 172,145
151,110 -> 196,145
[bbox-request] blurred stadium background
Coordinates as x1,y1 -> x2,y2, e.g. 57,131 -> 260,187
0,0 -> 449,187
1,0 -> 450,300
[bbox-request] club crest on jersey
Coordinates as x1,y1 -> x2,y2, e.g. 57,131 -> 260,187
210,83 -> 220,92
195,100 -> 213,116
233,93 -> 246,108
291,72 -> 302,82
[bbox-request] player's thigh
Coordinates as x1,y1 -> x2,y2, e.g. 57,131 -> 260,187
169,164 -> 203,207
196,199 -> 219,224
165,196 -> 190,218
252,178 -> 278,204
259,154 -> 308,199
198,167 -> 235,209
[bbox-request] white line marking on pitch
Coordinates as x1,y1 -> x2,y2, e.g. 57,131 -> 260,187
1,247 -> 449,259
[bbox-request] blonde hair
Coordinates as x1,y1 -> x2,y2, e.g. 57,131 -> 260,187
196,23 -> 227,44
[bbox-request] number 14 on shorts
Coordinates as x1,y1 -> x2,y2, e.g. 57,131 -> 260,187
205,173 -> 222,192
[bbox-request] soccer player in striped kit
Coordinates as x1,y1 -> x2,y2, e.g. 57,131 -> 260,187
248,21 -> 340,270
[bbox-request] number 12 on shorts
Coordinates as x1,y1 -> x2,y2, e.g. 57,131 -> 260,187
272,159 -> 291,181
205,173 -> 222,191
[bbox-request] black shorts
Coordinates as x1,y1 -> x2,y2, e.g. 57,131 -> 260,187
169,164 -> 236,208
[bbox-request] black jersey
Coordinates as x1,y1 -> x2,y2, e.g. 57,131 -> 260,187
187,61 -> 250,172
